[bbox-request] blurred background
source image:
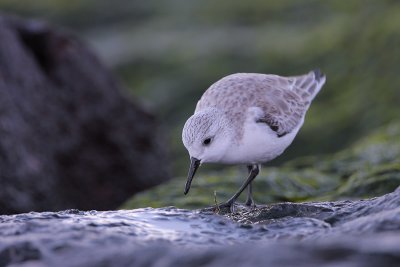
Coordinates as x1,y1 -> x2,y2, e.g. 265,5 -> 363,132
1,0 -> 399,209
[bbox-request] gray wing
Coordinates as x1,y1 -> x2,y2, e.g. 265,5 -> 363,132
195,70 -> 326,137
255,70 -> 326,137
255,90 -> 306,137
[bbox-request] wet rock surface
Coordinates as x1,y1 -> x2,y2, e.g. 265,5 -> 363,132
0,14 -> 169,214
1,187 -> 399,266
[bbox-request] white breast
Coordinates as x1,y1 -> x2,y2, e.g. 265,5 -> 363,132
220,111 -> 304,165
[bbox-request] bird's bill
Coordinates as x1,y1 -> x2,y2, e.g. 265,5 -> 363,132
184,157 -> 201,195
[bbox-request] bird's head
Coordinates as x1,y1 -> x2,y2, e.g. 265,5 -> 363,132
181,108 -> 232,194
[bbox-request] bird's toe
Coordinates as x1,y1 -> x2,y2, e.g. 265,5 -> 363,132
212,200 -> 236,214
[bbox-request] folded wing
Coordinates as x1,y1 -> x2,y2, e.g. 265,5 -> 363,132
256,70 -> 326,137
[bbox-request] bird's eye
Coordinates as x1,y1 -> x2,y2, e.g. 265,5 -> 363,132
203,138 -> 212,145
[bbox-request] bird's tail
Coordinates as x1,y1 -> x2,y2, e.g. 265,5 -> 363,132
290,69 -> 326,103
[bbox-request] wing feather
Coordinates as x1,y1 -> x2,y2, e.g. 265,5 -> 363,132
195,70 -> 326,138
255,70 -> 325,137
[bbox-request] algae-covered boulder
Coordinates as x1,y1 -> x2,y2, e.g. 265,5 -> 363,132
123,122 -> 400,209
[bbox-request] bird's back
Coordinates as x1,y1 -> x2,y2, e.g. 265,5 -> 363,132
195,71 -> 325,137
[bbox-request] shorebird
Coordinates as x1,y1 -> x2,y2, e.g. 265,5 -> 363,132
182,70 -> 326,211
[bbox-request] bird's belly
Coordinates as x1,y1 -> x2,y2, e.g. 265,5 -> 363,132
221,122 -> 300,164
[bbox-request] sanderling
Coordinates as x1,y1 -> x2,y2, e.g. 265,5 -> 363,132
182,70 -> 326,211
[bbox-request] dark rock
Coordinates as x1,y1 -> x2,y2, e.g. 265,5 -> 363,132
0,14 -> 169,214
0,187 -> 399,266
0,242 -> 41,267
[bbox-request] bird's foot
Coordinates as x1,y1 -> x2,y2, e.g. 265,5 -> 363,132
203,199 -> 256,214
245,198 -> 256,209
213,200 -> 257,214
212,200 -> 236,214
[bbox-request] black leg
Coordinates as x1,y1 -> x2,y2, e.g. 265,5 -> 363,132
219,164 -> 259,212
245,165 -> 255,206
245,182 -> 255,207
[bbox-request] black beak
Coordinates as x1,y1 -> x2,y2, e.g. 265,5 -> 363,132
184,157 -> 201,195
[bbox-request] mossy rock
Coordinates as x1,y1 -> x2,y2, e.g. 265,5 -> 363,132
122,122 -> 400,209
122,167 -> 338,209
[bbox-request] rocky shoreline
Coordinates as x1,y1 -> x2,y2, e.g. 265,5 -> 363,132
1,187 -> 399,266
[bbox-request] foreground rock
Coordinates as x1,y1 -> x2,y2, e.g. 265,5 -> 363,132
0,14 -> 169,214
1,187 -> 399,266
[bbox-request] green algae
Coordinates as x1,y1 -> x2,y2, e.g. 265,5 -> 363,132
123,122 -> 400,209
